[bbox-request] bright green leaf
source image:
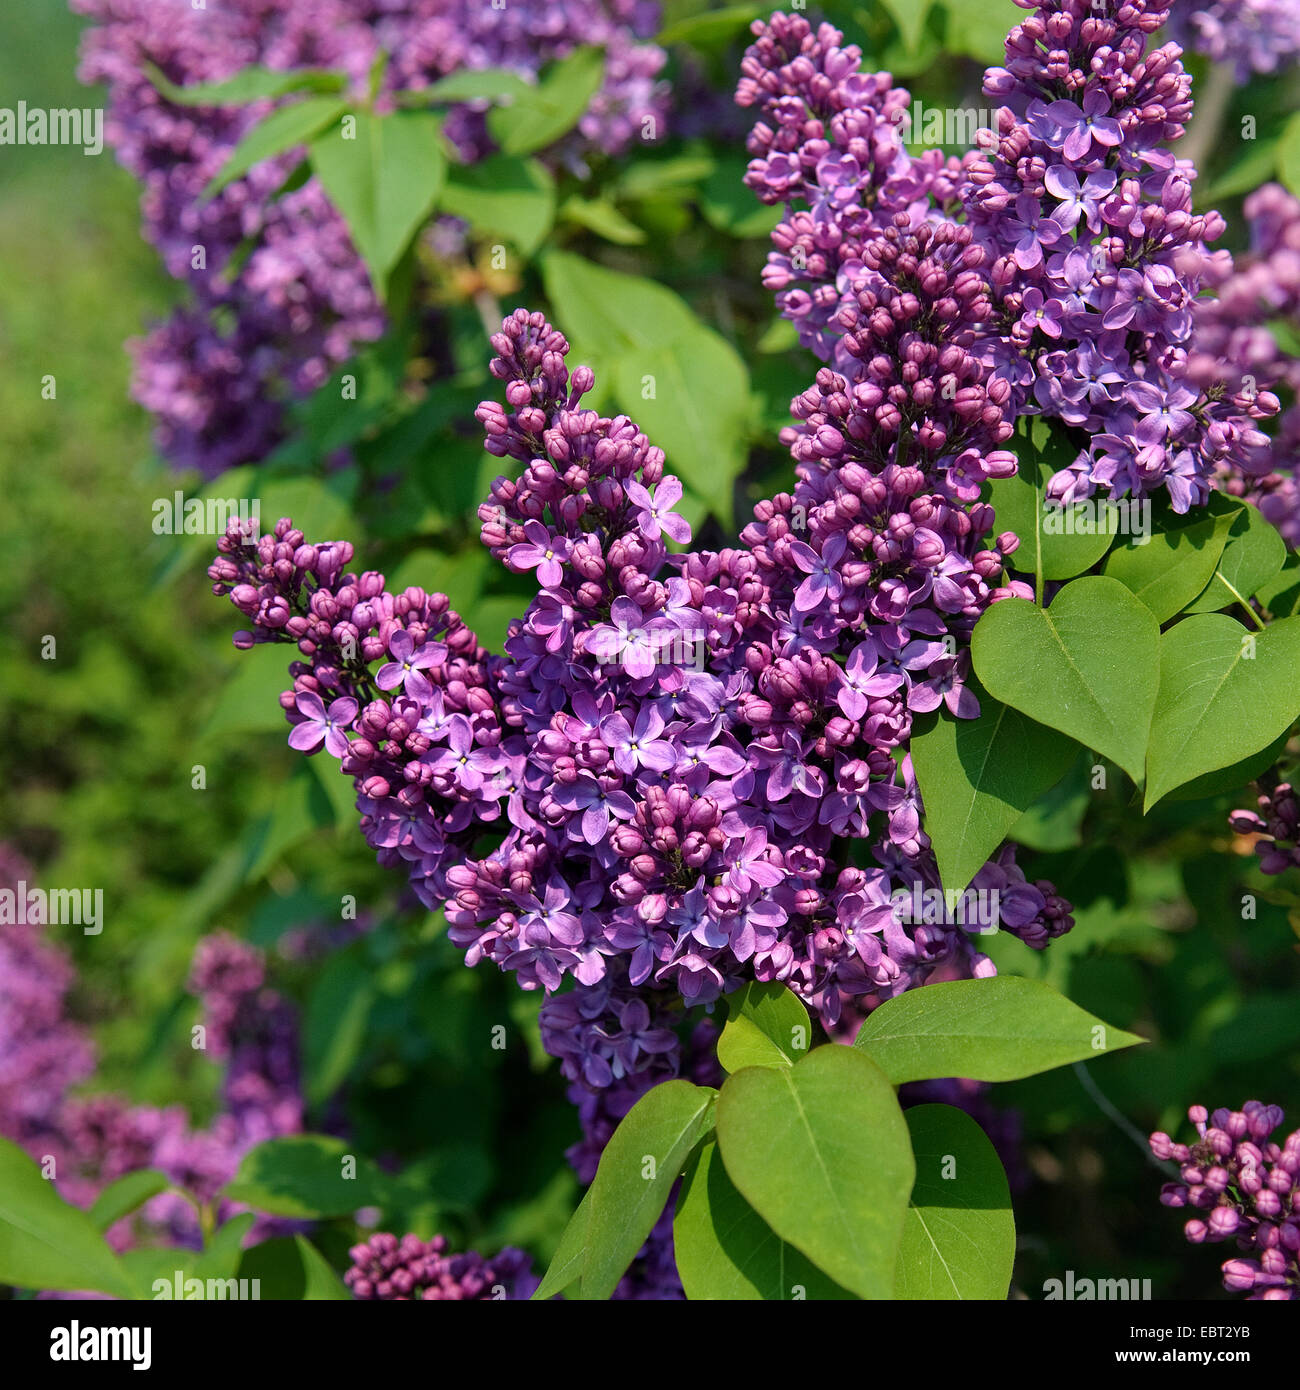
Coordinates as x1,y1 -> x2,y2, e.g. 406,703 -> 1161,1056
852,976 -> 1144,1084
441,156 -> 556,256
971,575 -> 1160,784
1144,612 -> 1300,809
487,47 -> 605,155
147,63 -> 346,108
714,1046 -> 913,1300
673,1141 -> 855,1300
0,1138 -> 138,1298
1102,505 -> 1235,623
910,687 -> 1079,893
204,97 -> 346,199
897,1105 -> 1014,1300
559,195 -> 646,245
310,110 -> 447,299
532,1188 -> 592,1300
582,1080 -> 717,1299
717,982 -> 812,1073
88,1169 -> 171,1234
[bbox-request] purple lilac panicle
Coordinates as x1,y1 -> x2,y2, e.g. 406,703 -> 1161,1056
1151,1102 -> 1300,1299
344,1232 -> 535,1300
73,0 -> 668,476
1167,1 -> 1300,79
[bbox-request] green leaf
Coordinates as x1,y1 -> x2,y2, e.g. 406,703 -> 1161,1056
673,1141 -> 855,1299
540,248 -> 696,358
614,337 -> 748,525
657,5 -> 767,47
714,1046 -> 913,1300
440,155 -> 556,256
698,156 -> 783,239
559,195 -> 647,245
581,1080 -> 717,1299
1168,729 -> 1293,802
1008,750 -> 1091,850
852,976 -> 1144,1084
203,651 -> 290,739
896,1105 -> 1014,1300
88,1169 -> 171,1234
1279,112 -> 1300,199
881,0 -> 937,52
970,575 -> 1161,784
1256,552 -> 1300,618
532,1188 -> 592,1300
987,418 -> 1118,580
0,1138 -> 138,1298
193,1214 -> 256,1282
303,946 -> 375,1108
419,68 -> 533,105
487,46 -> 605,155
222,1135 -> 386,1218
295,1236 -> 351,1300
1102,505 -> 1235,623
1143,612 -> 1300,809
943,0 -> 1022,62
147,63 -> 346,108
244,763 -> 335,883
204,96 -> 347,199
717,982 -> 812,1073
310,110 -> 447,299
910,687 -> 1079,893
1185,500 -> 1286,615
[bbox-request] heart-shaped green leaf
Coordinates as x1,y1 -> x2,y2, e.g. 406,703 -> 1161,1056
896,1105 -> 1014,1300
910,687 -> 1079,893
715,1046 -> 912,1300
673,1141 -> 856,1300
971,576 -> 1160,784
1185,499 -> 1286,615
1102,504 -> 1235,623
1144,612 -> 1300,809
717,982 -> 812,1072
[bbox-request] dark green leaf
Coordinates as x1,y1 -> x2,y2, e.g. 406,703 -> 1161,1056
222,1135 -> 386,1218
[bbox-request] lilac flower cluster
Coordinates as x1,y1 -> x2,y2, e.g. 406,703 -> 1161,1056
0,847 -> 95,1152
960,0 -> 1276,512
73,0 -> 668,476
1229,779 -> 1300,875
0,855 -> 303,1262
737,6 -> 1276,514
1167,0 -> 1300,78
344,1232 -> 534,1300
1189,183 -> 1300,546
1151,1102 -> 1300,1299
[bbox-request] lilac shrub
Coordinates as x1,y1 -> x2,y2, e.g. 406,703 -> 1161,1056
1167,1 -> 1300,78
1151,1102 -> 1300,1299
0,848 -> 303,1257
72,0 -> 668,476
